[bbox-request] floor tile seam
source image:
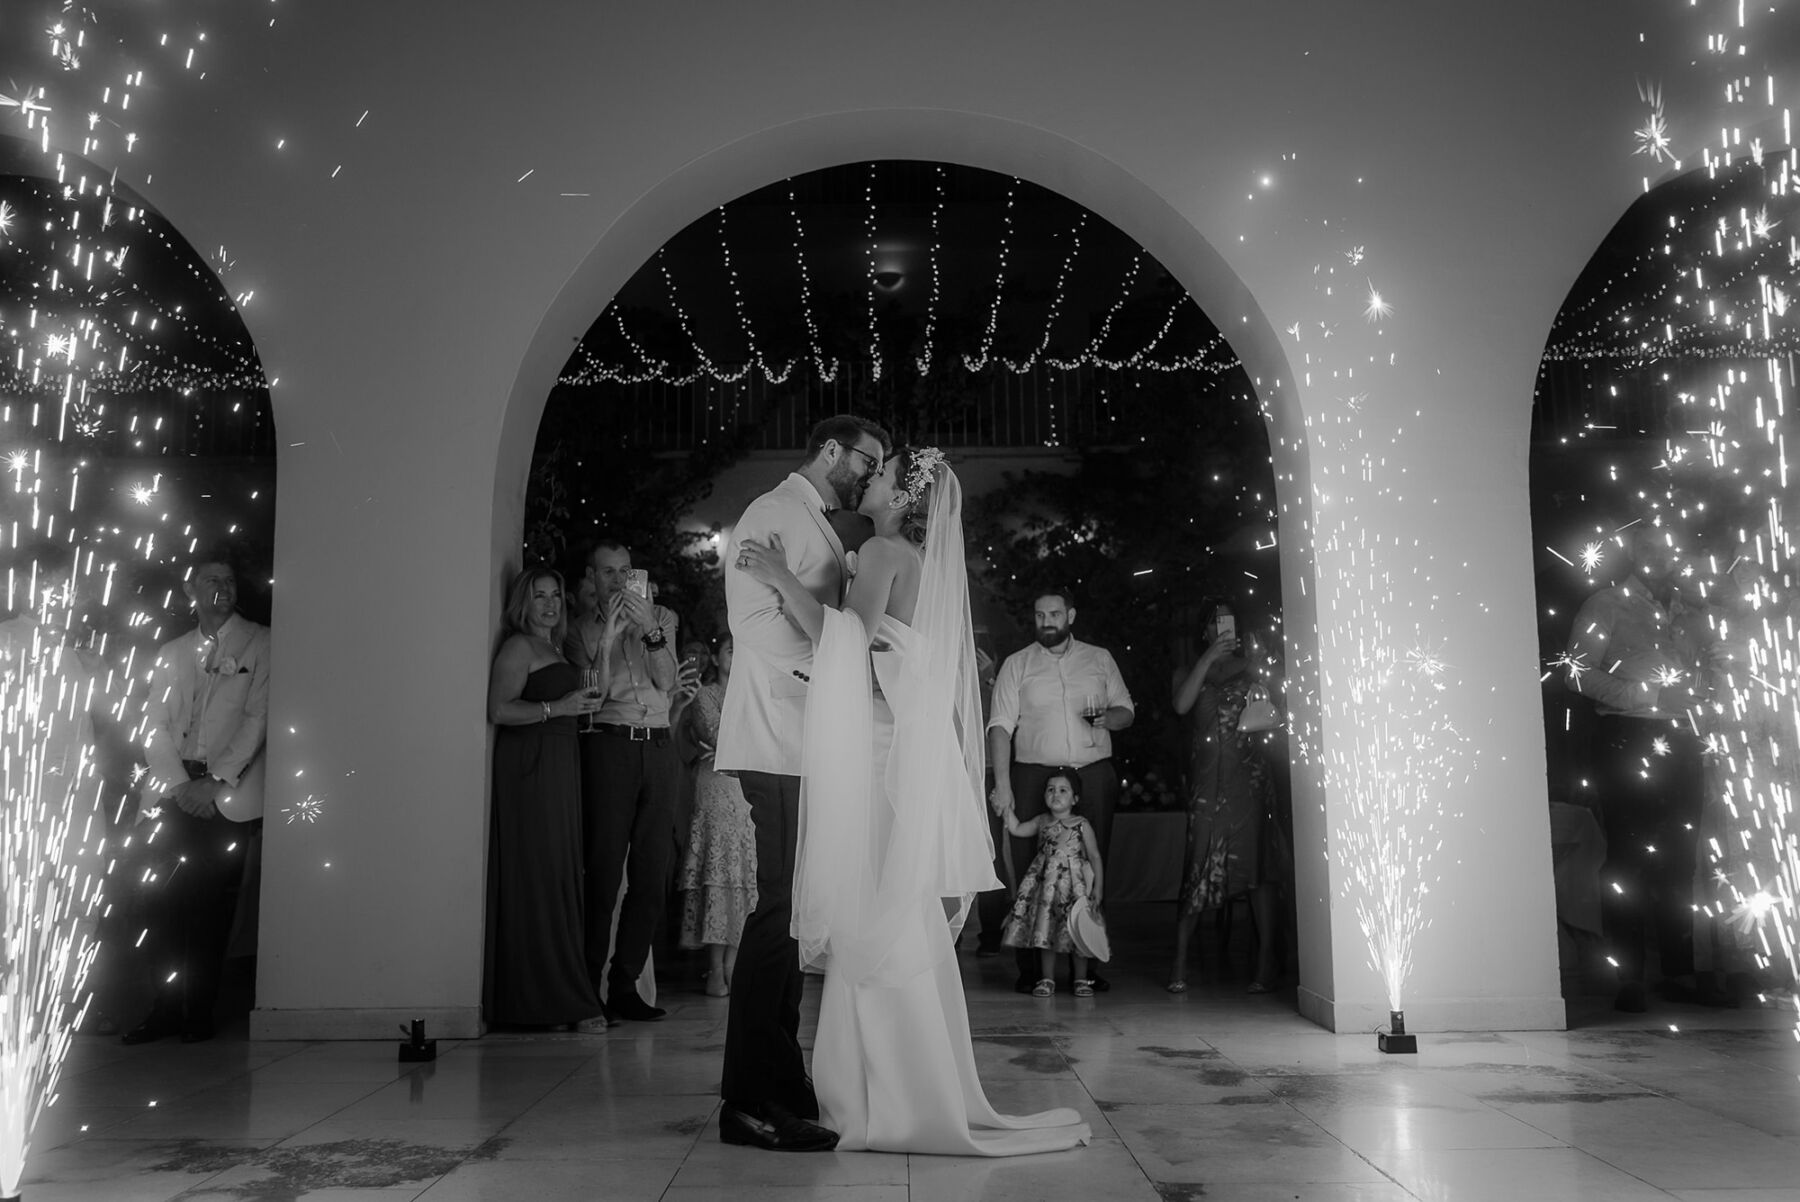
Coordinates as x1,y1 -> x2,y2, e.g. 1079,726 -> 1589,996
1280,1091 -> 1431,1199
1089,1101 -> 1174,1197
409,1050 -> 633,1183
1545,1144 -> 1686,1197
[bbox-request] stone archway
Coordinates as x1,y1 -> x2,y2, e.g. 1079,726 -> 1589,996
488,105 -> 1326,1008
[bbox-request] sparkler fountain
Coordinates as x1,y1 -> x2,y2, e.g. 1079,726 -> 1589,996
0,584 -> 109,1201
1274,174 -> 1478,1046
0,8 -> 275,1195
1304,432 -> 1474,1050
1542,0 -> 1800,1035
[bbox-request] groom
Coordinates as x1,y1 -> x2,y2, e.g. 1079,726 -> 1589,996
716,414 -> 890,1153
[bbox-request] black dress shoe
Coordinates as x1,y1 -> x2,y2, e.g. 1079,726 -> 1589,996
1614,982 -> 1649,1013
1014,974 -> 1037,995
121,1016 -> 180,1046
180,1021 -> 217,1044
1090,973 -> 1111,993
720,1102 -> 838,1152
608,992 -> 666,1022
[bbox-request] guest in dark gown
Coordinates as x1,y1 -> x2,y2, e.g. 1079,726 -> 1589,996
1167,599 -> 1283,994
485,565 -> 611,1030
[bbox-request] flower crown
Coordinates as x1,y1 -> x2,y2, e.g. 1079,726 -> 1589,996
890,446 -> 946,509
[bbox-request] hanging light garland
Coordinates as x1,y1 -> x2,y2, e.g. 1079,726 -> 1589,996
961,178 -> 1019,373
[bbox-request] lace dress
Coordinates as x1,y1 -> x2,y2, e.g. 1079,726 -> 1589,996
999,818 -> 1092,953
677,683 -> 758,947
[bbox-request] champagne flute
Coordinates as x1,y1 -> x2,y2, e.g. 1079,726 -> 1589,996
581,667 -> 605,732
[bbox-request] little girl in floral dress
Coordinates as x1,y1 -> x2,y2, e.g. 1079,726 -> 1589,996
1000,768 -> 1105,997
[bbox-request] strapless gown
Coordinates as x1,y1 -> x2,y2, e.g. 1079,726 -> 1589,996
484,662 -> 602,1026
810,615 -> 1090,1156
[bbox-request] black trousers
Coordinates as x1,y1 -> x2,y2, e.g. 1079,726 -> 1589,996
579,731 -> 681,999
1009,757 -> 1118,981
142,804 -> 249,1025
721,770 -> 813,1114
1594,715 -> 1702,982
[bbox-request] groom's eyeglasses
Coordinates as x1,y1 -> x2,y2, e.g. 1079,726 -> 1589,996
843,445 -> 883,477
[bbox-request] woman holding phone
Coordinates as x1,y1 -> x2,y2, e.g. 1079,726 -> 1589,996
1168,598 -> 1282,994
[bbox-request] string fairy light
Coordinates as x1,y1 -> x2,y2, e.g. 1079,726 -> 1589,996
961,178 -> 1018,373
914,165 -> 946,376
1002,211 -> 1086,373
557,165 -> 1244,397
788,182 -> 838,385
864,161 -> 882,383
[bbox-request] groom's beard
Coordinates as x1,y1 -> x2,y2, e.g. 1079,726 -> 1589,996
1035,628 -> 1071,649
826,460 -> 865,510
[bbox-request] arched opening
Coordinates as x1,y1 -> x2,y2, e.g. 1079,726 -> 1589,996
493,111 -> 1302,595
1531,155 -> 1800,1017
491,112 -> 1310,1019
0,134 -> 277,1041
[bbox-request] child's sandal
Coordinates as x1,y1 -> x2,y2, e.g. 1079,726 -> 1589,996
1031,978 -> 1055,998
1074,979 -> 1096,998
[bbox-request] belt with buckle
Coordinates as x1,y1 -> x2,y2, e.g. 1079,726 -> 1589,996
591,722 -> 670,745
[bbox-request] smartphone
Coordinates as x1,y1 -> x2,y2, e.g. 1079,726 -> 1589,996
624,568 -> 650,599
1216,613 -> 1236,645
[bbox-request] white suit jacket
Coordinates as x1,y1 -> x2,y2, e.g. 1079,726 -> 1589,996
141,614 -> 271,822
716,473 -> 846,776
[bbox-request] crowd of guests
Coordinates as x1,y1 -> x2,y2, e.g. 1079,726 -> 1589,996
33,532 -> 1298,1047
68,487 -> 1797,1048
485,534 -> 1300,1024
484,539 -> 761,1029
1561,519 -> 1799,1012
68,491 -> 1797,1047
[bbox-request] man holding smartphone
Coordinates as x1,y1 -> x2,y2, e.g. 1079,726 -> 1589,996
567,537 -> 691,1021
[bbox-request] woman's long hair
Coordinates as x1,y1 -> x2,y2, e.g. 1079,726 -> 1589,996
503,564 -> 568,648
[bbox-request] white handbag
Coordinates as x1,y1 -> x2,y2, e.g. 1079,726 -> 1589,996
1237,683 -> 1280,734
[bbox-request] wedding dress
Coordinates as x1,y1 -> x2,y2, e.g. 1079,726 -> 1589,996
792,468 -> 1090,1156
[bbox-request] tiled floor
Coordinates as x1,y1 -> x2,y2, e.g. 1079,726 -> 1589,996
21,904 -> 1800,1201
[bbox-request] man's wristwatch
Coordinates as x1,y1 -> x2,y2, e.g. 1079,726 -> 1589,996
641,628 -> 668,650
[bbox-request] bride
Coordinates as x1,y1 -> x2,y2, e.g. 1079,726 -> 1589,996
736,446 -> 1090,1156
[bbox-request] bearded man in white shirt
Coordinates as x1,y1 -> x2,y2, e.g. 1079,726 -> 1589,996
126,549 -> 270,1045
987,588 -> 1134,993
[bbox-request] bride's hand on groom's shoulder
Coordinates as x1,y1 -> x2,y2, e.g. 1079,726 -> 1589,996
735,534 -> 789,585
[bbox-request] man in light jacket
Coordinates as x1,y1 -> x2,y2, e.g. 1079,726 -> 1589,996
127,548 -> 270,1045
715,414 -> 888,1153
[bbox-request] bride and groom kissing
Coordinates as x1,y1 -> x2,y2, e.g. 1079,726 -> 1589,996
713,414 -> 1091,1156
